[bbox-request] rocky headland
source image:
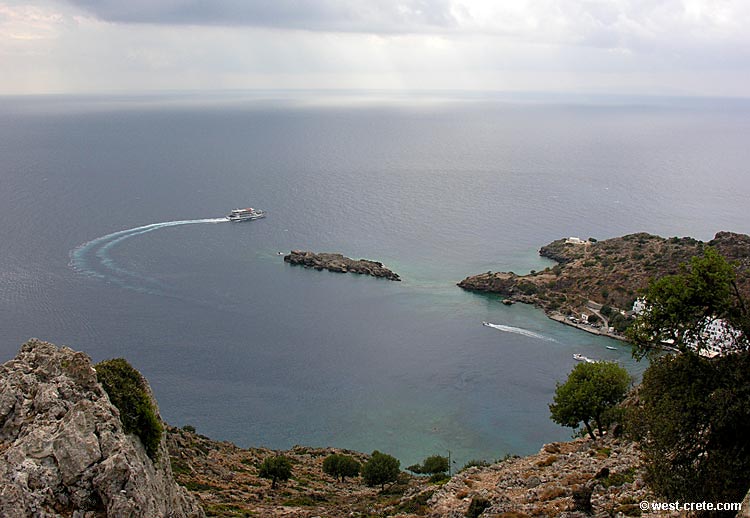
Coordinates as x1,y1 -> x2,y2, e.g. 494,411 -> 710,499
458,231 -> 750,337
284,250 -> 401,281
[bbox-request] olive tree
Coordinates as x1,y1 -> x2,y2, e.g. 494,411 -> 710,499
322,453 -> 361,482
259,455 -> 292,489
549,361 -> 631,440
362,451 -> 400,490
407,455 -> 449,476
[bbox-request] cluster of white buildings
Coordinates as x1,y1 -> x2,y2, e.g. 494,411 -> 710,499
632,298 -> 744,358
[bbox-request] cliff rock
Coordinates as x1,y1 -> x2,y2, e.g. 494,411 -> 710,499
0,339 -> 204,518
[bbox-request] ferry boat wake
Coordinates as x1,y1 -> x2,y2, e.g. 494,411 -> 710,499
70,217 -> 228,294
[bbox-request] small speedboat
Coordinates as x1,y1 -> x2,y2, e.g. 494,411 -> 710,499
606,346 -> 617,350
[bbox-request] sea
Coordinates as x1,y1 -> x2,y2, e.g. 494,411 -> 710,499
1,91 -> 749,468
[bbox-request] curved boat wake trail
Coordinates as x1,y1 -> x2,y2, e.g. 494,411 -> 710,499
70,218 -> 228,295
482,322 -> 556,342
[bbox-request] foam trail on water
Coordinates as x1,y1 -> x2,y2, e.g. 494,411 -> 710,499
70,218 -> 228,293
482,322 -> 556,342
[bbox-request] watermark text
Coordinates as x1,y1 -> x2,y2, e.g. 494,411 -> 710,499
639,500 -> 742,513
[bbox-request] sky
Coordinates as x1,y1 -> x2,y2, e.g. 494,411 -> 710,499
1,0 -> 749,96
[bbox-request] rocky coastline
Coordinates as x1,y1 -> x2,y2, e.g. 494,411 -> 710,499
458,231 -> 750,339
284,250 -> 401,281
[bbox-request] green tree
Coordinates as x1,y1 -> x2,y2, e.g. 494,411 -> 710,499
259,455 -> 292,489
549,361 -> 631,440
322,454 -> 361,482
95,358 -> 163,461
407,455 -> 449,476
609,312 -> 632,334
627,247 -> 749,358
629,351 -> 750,515
362,451 -> 400,490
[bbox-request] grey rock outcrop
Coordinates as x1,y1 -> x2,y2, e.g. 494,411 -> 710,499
0,339 -> 204,518
284,250 -> 401,281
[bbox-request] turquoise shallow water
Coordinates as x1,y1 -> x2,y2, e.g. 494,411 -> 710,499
1,93 -> 748,467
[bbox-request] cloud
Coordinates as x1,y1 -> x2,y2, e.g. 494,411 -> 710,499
57,0 -> 750,57
62,0 -> 459,32
2,0 -> 749,95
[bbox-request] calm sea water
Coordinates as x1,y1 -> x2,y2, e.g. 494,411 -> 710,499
1,92 -> 749,467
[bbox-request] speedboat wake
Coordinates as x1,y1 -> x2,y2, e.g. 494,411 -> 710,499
482,321 -> 556,342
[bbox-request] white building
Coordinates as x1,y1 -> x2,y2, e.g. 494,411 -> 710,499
631,299 -> 743,357
688,318 -> 743,358
632,298 -> 648,315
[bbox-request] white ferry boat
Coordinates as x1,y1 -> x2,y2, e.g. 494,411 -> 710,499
227,208 -> 266,222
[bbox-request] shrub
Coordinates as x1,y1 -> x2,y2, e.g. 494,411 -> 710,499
460,459 -> 491,472
610,313 -> 633,334
466,497 -> 491,518
393,489 -> 435,515
428,472 -> 450,484
96,358 -> 163,461
572,485 -> 593,513
600,468 -> 635,488
517,282 -> 539,295
407,455 -> 450,475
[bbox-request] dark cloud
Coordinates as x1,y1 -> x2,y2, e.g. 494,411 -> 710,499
65,0 -> 458,32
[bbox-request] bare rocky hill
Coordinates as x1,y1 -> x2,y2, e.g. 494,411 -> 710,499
422,435 -> 679,518
166,427 -> 432,517
166,427 -> 687,518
